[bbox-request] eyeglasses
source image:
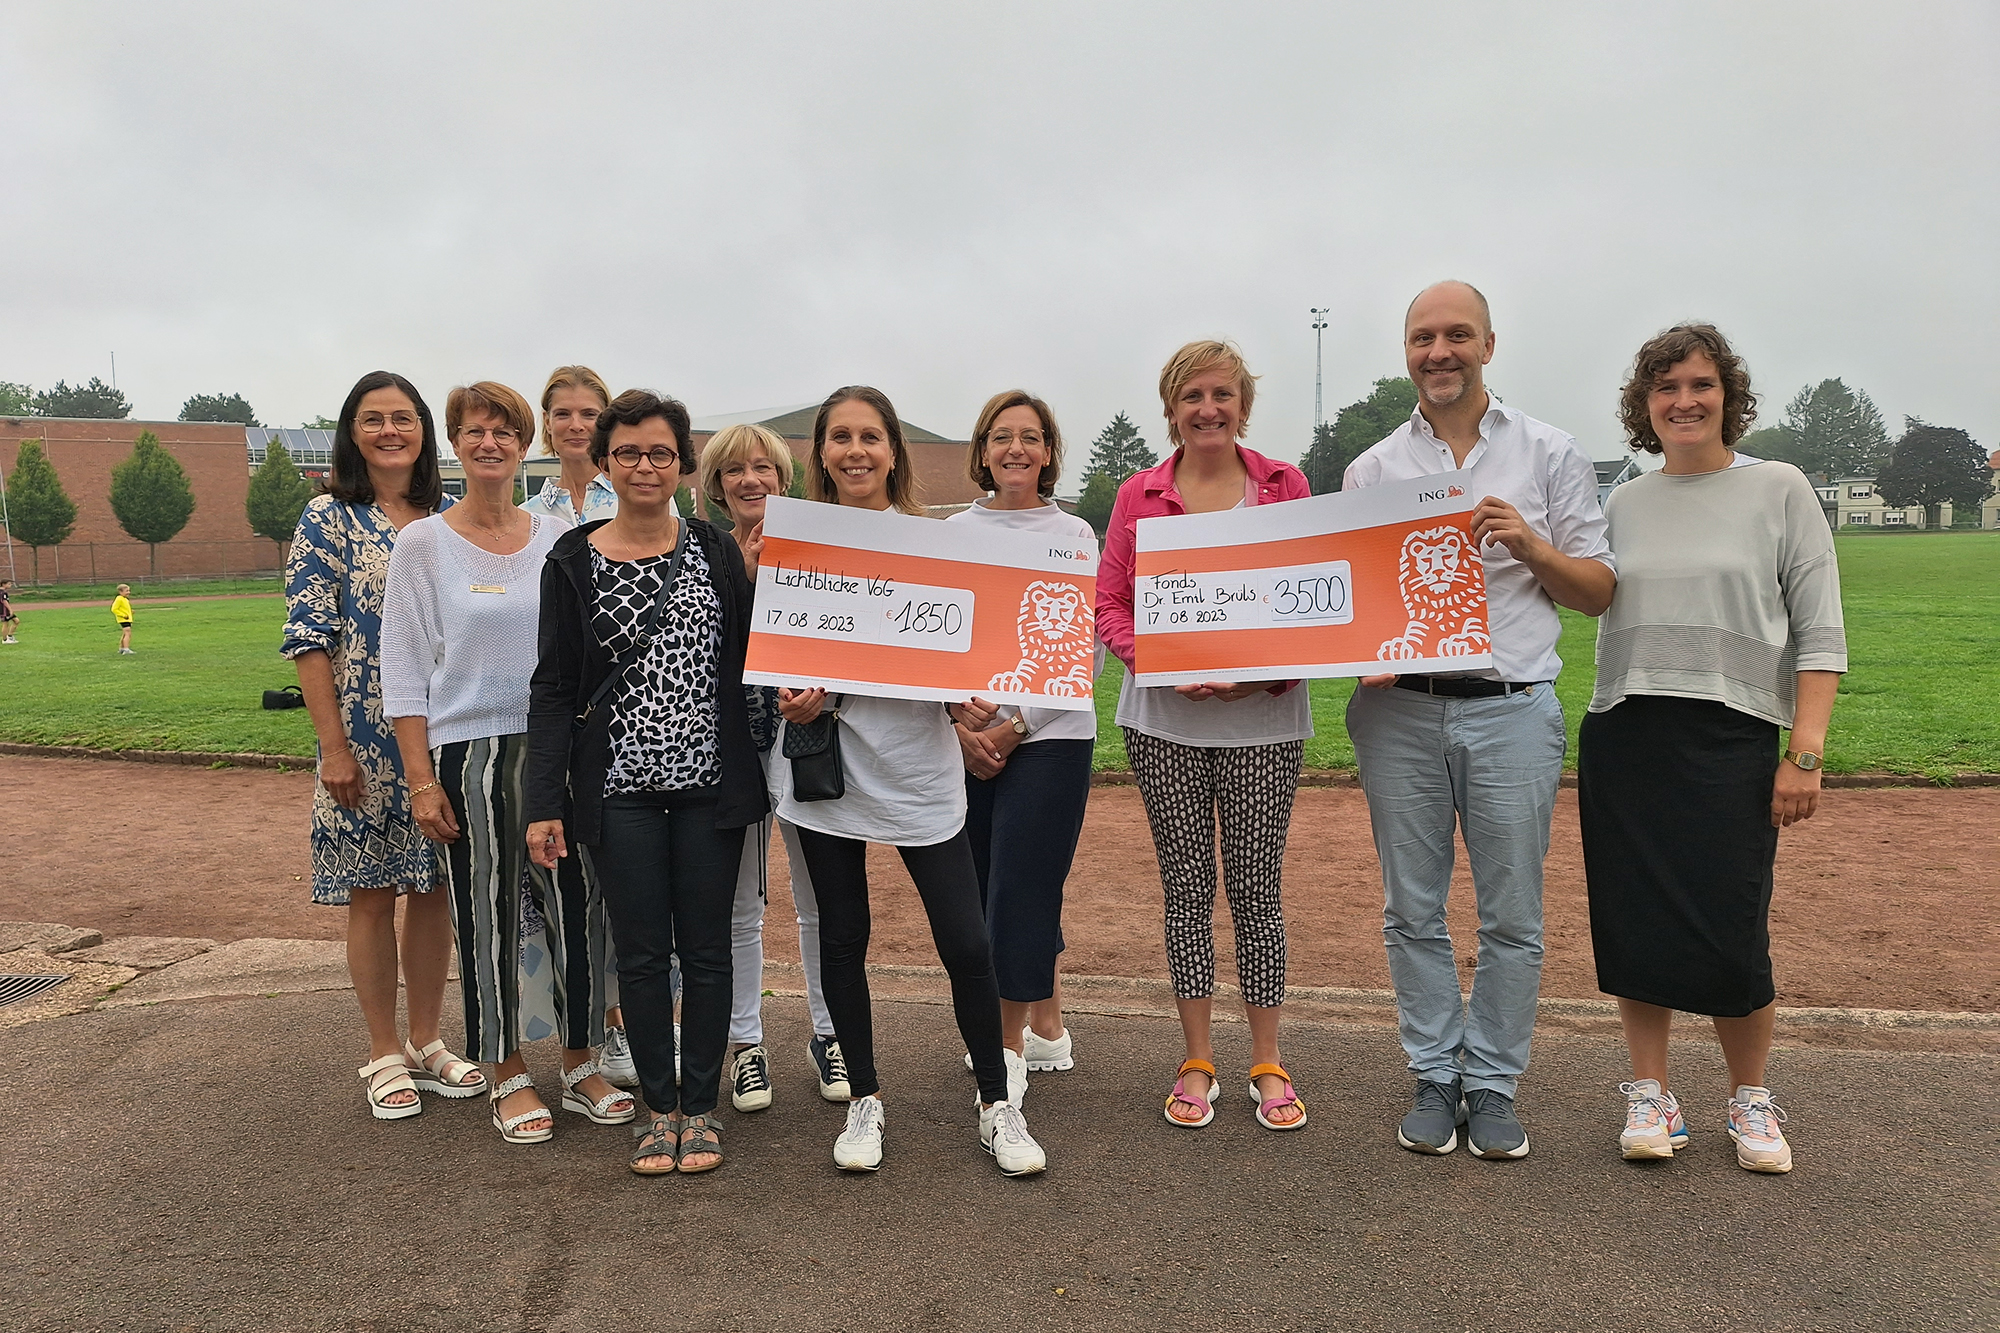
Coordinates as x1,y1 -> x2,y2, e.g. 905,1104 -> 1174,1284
988,429 -> 1045,448
457,427 -> 520,446
357,412 -> 420,434
609,446 -> 680,470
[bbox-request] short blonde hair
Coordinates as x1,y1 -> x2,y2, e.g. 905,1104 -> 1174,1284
698,423 -> 795,513
537,365 -> 611,456
967,390 -> 1063,498
1157,340 -> 1258,448
446,382 -> 537,451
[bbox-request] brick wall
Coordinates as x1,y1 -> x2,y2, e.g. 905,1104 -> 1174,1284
0,419 -> 281,583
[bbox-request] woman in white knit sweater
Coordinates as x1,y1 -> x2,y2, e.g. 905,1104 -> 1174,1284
382,381 -> 633,1144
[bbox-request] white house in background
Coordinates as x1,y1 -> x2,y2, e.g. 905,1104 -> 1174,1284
1829,476 -> 2000,529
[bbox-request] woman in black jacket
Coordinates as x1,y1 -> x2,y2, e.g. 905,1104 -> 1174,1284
526,389 -> 767,1176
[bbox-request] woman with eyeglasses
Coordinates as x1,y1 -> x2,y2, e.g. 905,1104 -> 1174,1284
525,389 -> 766,1175
382,381 -> 633,1144
285,370 -> 485,1121
945,391 -> 1099,1092
693,424 -> 851,1114
770,386 -> 1048,1178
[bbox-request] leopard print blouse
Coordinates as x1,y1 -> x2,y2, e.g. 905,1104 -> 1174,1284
591,541 -> 723,796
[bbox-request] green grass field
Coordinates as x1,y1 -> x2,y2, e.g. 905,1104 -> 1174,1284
4,575 -> 283,603
2,535 -> 1994,774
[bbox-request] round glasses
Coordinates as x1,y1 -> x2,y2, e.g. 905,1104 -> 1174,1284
609,446 -> 680,470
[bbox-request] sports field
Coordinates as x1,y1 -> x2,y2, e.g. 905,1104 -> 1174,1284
2,534 -> 1994,775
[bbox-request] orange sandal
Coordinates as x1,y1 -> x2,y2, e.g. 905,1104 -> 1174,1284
1164,1058 -> 1221,1128
1248,1062 -> 1307,1131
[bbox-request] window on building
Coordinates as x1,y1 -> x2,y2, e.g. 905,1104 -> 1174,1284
1848,485 -> 1872,498
1817,489 -> 1837,501
1883,512 -> 1906,525
1848,512 -> 1871,525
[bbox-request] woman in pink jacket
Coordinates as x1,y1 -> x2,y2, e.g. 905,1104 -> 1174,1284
1098,340 -> 1314,1133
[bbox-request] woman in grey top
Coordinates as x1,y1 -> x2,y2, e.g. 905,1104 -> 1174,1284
1580,324 -> 1845,1176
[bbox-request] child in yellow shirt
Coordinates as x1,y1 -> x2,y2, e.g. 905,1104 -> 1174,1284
112,584 -> 134,655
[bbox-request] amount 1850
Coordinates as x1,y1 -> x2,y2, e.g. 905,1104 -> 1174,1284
891,600 -> 963,636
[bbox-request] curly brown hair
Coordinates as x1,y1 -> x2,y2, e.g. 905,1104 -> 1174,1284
1618,323 -> 1758,454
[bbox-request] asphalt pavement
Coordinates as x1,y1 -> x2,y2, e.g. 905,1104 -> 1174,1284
3,987 -> 1994,1333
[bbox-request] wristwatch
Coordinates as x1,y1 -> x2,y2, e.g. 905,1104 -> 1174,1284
1008,714 -> 1030,737
1783,749 -> 1822,771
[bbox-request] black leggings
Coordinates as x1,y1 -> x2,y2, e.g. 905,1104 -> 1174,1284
793,827 -> 1008,1104
589,791 -> 744,1117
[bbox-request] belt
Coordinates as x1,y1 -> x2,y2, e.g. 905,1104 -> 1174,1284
1392,676 -> 1546,699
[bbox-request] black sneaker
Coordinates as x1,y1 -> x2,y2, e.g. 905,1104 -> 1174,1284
810,1034 -> 851,1102
730,1045 -> 774,1113
1460,1087 -> 1531,1159
1397,1077 -> 1461,1154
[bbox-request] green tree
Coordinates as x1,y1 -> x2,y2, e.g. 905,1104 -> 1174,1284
1075,412 -> 1157,534
305,415 -> 338,430
109,430 -> 197,575
1304,377 -> 1419,493
33,377 -> 131,419
1780,379 -> 1889,478
180,392 -> 260,426
1874,419 -> 1992,529
2,440 -> 78,583
0,382 -> 32,416
245,440 -> 314,554
1737,425 -> 1810,471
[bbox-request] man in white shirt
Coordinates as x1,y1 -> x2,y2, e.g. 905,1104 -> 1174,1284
1342,280 -> 1616,1159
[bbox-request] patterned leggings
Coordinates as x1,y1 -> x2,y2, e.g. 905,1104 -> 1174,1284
1124,729 -> 1305,1008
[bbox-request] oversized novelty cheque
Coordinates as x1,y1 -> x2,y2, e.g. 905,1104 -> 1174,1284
1131,469 -> 1492,686
742,496 -> 1099,710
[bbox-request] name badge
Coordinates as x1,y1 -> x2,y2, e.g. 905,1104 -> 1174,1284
470,584 -> 507,595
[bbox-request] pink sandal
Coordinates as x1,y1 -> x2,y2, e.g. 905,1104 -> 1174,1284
1165,1058 -> 1220,1128
1248,1062 -> 1307,1131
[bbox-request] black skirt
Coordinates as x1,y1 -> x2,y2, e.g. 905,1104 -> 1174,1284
1578,695 -> 1780,1017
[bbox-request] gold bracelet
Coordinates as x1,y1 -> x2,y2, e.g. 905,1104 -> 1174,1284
409,780 -> 440,797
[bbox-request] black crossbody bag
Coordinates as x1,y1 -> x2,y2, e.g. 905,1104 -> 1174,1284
575,525 -> 686,733
782,694 -> 847,802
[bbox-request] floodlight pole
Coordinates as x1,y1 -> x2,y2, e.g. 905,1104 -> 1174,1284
1310,308 -> 1329,426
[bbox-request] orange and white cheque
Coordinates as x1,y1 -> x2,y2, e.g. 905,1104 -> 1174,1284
743,496 -> 1099,710
1133,469 -> 1493,686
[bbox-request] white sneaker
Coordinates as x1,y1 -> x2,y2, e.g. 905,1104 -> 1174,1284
1022,1026 -> 1074,1072
1619,1079 -> 1689,1160
834,1094 -> 886,1172
1728,1086 -> 1794,1174
960,1046 -> 1030,1107
979,1098 -> 1047,1177
599,1025 -> 638,1088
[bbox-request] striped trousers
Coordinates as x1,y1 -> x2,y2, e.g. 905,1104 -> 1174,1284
437,733 -> 613,1064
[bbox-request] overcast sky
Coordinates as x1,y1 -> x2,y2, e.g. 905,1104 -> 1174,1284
4,1 -> 1994,478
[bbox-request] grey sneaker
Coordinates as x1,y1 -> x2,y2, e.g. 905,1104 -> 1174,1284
1460,1087 -> 1531,1159
599,1025 -> 638,1089
730,1044 -> 774,1113
1397,1077 -> 1461,1154
810,1034 -> 851,1102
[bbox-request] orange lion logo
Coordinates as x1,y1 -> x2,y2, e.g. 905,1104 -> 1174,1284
1377,525 -> 1490,660
988,580 -> 1095,697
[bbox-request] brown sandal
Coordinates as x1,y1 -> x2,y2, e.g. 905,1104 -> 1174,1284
677,1114 -> 723,1174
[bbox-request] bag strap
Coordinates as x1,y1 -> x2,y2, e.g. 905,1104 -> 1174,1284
578,522 -> 688,727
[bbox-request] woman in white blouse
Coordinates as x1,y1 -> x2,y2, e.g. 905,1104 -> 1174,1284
1581,324 -> 1845,1175
946,391 -> 1099,1093
382,381 -> 632,1144
772,386 -> 1048,1178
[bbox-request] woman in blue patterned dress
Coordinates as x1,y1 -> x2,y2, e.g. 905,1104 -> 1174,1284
285,370 -> 485,1120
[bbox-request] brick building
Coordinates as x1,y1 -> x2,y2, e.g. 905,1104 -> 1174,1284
0,418 -> 280,584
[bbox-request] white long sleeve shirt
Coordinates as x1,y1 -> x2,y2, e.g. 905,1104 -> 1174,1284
380,514 -> 561,746
1343,398 -> 1614,683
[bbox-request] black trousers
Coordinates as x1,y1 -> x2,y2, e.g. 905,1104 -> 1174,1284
589,791 -> 744,1116
964,737 -> 1093,1002
794,827 -> 1008,1104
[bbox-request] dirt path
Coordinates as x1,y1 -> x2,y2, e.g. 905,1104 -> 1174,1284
3,754 -> 1992,1012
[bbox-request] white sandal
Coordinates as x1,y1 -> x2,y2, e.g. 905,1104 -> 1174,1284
404,1038 -> 486,1099
490,1072 -> 554,1144
360,1053 -> 423,1121
561,1057 -> 637,1125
